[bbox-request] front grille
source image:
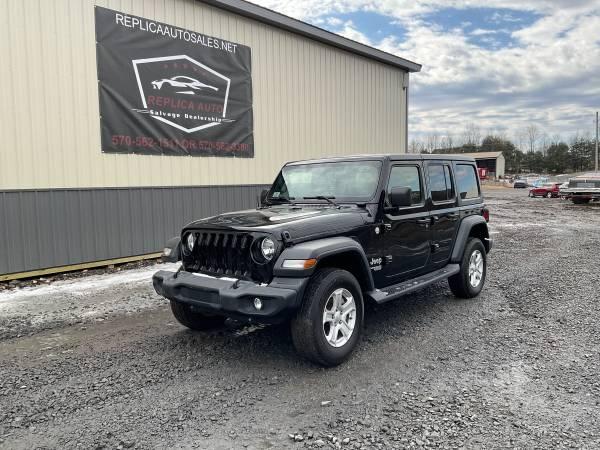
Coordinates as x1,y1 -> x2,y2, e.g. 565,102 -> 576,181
183,230 -> 271,283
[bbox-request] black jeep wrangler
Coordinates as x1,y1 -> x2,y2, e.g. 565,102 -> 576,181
153,154 -> 491,366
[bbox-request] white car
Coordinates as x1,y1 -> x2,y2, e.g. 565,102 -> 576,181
151,76 -> 218,94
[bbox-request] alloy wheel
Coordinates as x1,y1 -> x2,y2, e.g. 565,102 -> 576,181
322,288 -> 356,348
468,250 -> 484,288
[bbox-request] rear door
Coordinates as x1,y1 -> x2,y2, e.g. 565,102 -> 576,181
426,162 -> 459,267
380,162 -> 432,285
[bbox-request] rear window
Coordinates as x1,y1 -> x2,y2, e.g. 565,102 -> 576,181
455,164 -> 480,199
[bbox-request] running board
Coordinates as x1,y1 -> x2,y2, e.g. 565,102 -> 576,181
367,264 -> 460,304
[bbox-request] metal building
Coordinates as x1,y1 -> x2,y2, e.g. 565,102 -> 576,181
461,152 -> 506,178
0,0 -> 420,280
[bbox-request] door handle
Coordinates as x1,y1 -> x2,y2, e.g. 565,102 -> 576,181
416,218 -> 430,225
447,213 -> 459,219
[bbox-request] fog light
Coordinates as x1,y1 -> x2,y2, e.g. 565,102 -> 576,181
253,297 -> 263,310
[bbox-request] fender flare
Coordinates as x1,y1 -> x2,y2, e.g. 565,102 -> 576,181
450,215 -> 489,263
272,236 -> 375,291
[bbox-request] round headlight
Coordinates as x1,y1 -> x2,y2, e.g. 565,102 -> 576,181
186,233 -> 196,252
260,237 -> 275,261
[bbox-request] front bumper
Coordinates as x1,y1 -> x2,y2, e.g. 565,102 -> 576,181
153,270 -> 309,324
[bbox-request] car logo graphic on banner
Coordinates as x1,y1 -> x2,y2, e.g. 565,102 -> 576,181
132,55 -> 232,133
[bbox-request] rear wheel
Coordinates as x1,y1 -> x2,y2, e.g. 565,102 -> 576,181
291,268 -> 364,367
170,301 -> 225,330
448,238 -> 487,299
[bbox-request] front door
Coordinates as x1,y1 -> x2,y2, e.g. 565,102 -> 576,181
426,162 -> 460,267
380,163 -> 432,286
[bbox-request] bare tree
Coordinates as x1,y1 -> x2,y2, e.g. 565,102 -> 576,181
462,123 -> 481,147
525,124 -> 540,153
409,138 -> 425,154
426,133 -> 439,153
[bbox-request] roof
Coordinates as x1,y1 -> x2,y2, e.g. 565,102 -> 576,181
574,172 -> 600,179
201,0 -> 422,72
460,152 -> 504,160
285,154 -> 476,166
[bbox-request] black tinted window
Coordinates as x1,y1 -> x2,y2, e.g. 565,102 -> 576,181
429,164 -> 456,202
388,165 -> 423,205
455,164 -> 480,199
429,165 -> 447,202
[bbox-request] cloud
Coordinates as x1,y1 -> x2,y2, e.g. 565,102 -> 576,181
249,0 -> 600,143
470,28 -> 498,35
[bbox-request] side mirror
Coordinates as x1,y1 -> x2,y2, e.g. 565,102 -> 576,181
161,236 -> 181,263
259,189 -> 269,206
390,186 -> 412,207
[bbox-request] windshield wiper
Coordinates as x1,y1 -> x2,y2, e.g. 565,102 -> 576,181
302,196 -> 339,207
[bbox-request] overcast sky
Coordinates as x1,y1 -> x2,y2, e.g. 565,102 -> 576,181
249,0 -> 599,144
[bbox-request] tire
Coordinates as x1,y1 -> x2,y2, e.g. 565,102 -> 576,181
448,238 -> 487,299
572,197 -> 590,204
170,301 -> 225,331
546,192 -> 552,198
528,191 -> 533,197
291,268 -> 364,367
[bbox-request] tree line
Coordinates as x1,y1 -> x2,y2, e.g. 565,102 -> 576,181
410,124 -> 598,174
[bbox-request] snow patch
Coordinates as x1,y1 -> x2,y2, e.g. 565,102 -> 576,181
0,262 -> 179,305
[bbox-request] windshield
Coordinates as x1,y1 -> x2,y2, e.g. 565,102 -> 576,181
269,160 -> 382,202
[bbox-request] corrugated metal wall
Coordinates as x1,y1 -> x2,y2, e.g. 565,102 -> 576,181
0,0 -> 407,190
0,185 -> 268,275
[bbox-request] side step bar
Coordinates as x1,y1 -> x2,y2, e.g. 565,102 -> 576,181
366,264 -> 460,304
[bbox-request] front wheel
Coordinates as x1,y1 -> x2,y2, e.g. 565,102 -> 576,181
291,268 -> 364,367
170,301 -> 225,330
546,192 -> 552,198
448,238 -> 487,298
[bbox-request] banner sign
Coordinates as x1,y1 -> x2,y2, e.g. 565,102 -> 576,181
95,7 -> 253,157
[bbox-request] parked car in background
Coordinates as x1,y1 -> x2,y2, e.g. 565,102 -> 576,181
560,173 -> 600,204
513,179 -> 528,188
558,182 -> 570,198
528,182 -> 561,198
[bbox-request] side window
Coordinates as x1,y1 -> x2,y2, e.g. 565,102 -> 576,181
387,165 -> 423,205
455,164 -> 480,199
429,165 -> 447,202
429,164 -> 456,203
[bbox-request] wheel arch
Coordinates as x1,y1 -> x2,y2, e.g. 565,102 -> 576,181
450,215 -> 490,263
273,236 -> 375,293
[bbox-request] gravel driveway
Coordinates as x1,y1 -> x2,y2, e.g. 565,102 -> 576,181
1,188 -> 599,449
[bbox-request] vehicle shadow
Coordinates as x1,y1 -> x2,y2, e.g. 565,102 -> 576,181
159,281 -> 461,369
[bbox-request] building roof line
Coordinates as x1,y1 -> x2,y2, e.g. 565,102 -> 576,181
200,0 -> 422,72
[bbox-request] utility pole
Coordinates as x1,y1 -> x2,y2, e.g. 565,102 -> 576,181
594,111 -> 598,172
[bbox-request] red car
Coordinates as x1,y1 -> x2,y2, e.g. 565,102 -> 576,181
528,182 -> 561,198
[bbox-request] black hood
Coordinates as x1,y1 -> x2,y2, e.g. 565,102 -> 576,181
184,205 -> 371,242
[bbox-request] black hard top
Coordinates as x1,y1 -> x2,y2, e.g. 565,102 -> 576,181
285,154 -> 476,166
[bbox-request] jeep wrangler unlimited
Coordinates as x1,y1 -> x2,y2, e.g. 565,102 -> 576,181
153,155 -> 491,366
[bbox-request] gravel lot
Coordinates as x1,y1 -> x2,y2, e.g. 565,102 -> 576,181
1,188 -> 599,449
